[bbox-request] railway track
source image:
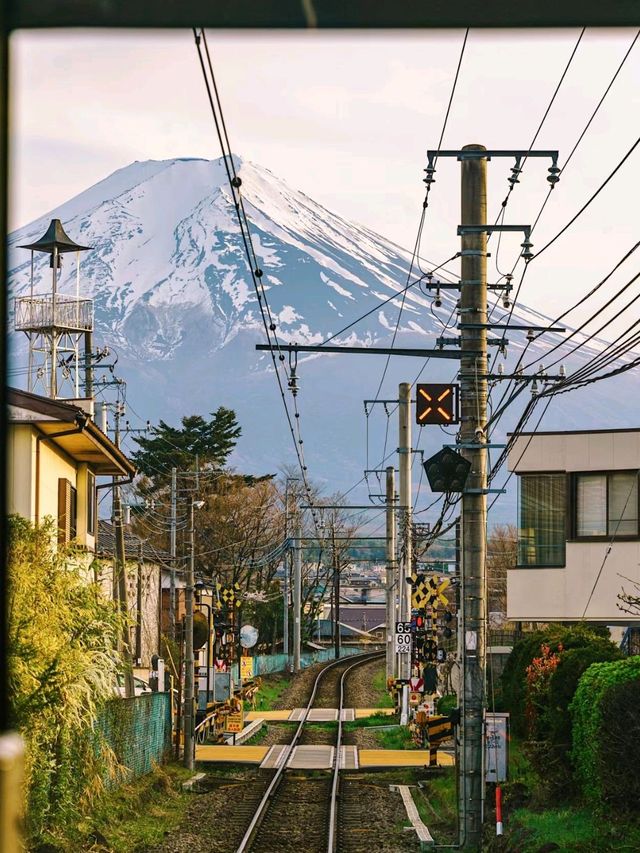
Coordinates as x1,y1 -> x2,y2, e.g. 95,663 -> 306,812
236,651 -> 384,853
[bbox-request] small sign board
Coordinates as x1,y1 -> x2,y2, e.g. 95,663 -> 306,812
409,691 -> 421,706
485,712 -> 509,783
395,621 -> 412,654
240,656 -> 254,680
225,709 -> 244,734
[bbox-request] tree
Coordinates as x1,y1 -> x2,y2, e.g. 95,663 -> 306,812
486,523 -> 517,615
131,407 -> 241,489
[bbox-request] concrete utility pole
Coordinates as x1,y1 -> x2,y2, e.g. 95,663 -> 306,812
385,466 -> 396,681
170,467 -> 177,639
293,514 -> 302,672
283,477 -> 298,667
459,143 -> 489,849
398,382 -> 412,680
184,498 -> 204,769
332,521 -> 341,660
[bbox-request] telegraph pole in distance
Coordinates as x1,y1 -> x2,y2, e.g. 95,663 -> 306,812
459,143 -> 488,849
385,465 -> 396,681
170,467 -> 177,639
293,512 -> 302,672
398,382 -> 412,722
332,520 -> 341,660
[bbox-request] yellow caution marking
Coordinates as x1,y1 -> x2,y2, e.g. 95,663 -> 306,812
245,710 -> 291,721
354,708 -> 396,718
358,749 -> 455,767
195,744 -> 269,763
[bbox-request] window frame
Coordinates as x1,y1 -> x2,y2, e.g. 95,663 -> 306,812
516,471 -> 568,569
570,469 -> 640,542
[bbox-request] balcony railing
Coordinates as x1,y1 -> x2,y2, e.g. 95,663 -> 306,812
14,295 -> 94,332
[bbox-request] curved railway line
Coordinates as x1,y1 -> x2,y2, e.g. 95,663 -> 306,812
236,651 -> 384,853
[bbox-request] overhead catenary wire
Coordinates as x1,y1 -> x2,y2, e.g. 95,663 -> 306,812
193,28 -> 325,539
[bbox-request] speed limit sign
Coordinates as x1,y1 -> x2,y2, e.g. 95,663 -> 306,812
395,621 -> 413,654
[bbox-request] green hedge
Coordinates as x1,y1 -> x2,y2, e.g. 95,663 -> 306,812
500,625 -> 615,736
570,656 -> 640,805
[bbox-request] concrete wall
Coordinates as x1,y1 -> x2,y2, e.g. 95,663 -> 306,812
97,558 -> 161,668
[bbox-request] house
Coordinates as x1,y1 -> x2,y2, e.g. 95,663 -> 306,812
97,520 -> 169,669
7,388 -> 135,550
506,428 -> 640,624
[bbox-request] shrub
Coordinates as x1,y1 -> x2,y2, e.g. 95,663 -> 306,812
597,677 -> 640,808
500,625 -> 609,736
8,516 -> 125,843
570,656 -> 640,805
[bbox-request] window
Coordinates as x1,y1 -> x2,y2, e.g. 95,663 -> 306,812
87,471 -> 96,536
57,478 -> 77,545
574,471 -> 638,538
518,474 -> 566,567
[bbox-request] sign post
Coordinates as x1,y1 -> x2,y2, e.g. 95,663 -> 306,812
394,621 -> 412,654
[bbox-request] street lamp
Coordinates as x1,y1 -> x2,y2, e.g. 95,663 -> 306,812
184,499 -> 205,770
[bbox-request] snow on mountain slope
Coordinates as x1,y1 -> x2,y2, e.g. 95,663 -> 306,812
8,156 -> 639,512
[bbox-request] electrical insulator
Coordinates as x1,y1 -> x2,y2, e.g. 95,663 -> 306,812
498,363 -> 504,376
560,364 -> 566,378
531,378 -> 539,397
434,287 -> 442,308
521,238 -> 534,261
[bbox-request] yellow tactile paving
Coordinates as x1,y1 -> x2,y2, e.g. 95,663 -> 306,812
195,744 -> 269,763
354,708 -> 396,718
358,749 -> 455,767
245,710 -> 291,721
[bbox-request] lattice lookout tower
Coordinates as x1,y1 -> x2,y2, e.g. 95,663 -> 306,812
14,219 -> 94,401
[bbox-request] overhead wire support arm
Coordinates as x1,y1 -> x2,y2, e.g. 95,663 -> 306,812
255,343 -> 479,359
427,148 -> 559,164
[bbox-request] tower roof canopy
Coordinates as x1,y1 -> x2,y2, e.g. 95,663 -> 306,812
19,218 -> 92,254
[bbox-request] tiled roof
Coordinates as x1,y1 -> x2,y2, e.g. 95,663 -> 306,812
97,520 -> 170,563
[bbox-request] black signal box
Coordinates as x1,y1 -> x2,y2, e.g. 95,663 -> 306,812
416,384 -> 459,426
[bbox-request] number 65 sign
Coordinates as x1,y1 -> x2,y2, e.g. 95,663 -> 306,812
395,621 -> 413,654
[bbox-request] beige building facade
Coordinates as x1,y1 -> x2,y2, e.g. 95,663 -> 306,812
7,388 -> 135,550
507,428 -> 640,624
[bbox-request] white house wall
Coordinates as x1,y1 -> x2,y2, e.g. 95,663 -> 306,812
507,429 -> 640,624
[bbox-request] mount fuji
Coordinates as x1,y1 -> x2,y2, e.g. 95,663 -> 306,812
7,156 -> 639,518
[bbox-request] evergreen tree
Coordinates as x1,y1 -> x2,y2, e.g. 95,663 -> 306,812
131,407 -> 241,486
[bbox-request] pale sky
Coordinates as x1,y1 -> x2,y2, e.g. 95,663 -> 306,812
9,27 -> 640,329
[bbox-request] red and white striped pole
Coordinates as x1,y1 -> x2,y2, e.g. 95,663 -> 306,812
496,785 -> 503,836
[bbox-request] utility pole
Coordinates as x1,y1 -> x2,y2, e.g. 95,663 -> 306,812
184,499 -> 203,769
293,513 -> 302,672
283,477 -> 298,668
332,520 -> 341,660
170,467 -> 177,639
459,143 -> 489,849
135,542 -> 143,665
385,466 -> 396,681
398,382 -> 412,712
112,405 -> 135,699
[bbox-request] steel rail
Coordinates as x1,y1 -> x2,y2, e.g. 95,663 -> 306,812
326,653 -> 383,852
235,650 -> 383,853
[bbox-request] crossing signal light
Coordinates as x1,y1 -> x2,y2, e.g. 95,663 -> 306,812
424,446 -> 471,493
416,383 -> 459,426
